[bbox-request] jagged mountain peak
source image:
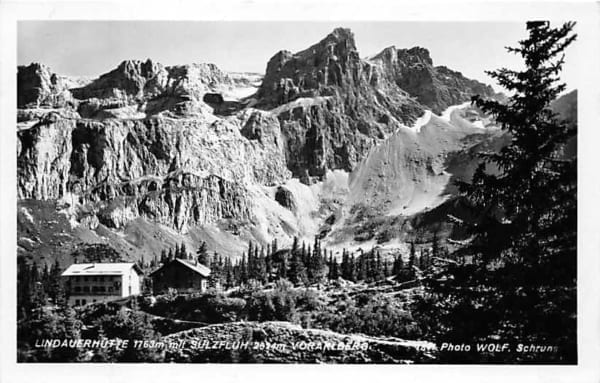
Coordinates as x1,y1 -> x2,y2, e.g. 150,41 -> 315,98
115,58 -> 165,78
369,45 -> 396,60
70,58 -> 168,102
311,27 -> 357,52
400,46 -> 433,65
65,60 -> 242,119
16,27 -> 508,265
17,62 -> 73,108
295,27 -> 357,58
92,58 -> 167,85
257,27 -> 364,106
368,45 -> 496,114
328,27 -> 354,40
371,46 -> 433,66
18,62 -> 51,72
166,62 -> 232,83
257,27 -> 497,114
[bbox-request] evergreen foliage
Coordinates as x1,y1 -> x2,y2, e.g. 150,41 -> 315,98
196,241 -> 209,266
415,21 -> 577,363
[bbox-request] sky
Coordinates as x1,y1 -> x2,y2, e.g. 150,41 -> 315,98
18,21 -> 580,92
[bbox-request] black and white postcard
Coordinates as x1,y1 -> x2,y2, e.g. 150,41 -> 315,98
2,1 -> 599,382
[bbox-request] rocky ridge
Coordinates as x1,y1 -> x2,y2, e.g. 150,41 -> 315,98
256,28 -> 498,179
369,46 -> 496,114
18,63 -> 75,109
17,27 -> 504,264
258,28 -> 424,178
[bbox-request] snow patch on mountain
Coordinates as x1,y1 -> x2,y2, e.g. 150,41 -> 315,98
410,110 -> 432,133
270,96 -> 333,115
318,102 -> 495,250
222,86 -> 259,101
440,101 -> 472,121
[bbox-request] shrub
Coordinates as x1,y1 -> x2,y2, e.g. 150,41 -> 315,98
314,293 -> 422,339
245,280 -> 298,322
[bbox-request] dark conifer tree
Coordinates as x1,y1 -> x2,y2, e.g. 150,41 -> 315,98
265,247 -> 272,282
392,254 -> 400,276
301,242 -> 307,267
340,249 -> 349,280
208,252 -> 222,288
49,259 -> 64,304
416,21 -> 577,363
357,250 -> 367,281
375,251 -> 384,281
224,258 -> 234,289
17,257 -> 31,318
329,254 -> 340,280
349,254 -> 357,282
368,248 -> 377,281
431,229 -> 440,260
287,249 -> 308,286
232,258 -> 241,285
181,242 -> 189,259
420,248 -> 430,270
394,254 -> 407,282
247,241 -> 253,269
42,263 -> 50,293
408,242 -> 416,271
307,237 -> 327,283
239,253 -> 248,284
29,262 -> 46,309
257,246 -> 267,283
196,241 -> 209,266
383,258 -> 390,278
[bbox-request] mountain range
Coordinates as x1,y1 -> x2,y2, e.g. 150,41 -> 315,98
16,27 -> 575,266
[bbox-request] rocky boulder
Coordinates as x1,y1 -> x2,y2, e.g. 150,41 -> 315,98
274,186 -> 296,211
203,93 -> 225,104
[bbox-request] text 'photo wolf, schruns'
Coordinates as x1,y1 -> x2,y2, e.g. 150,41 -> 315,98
16,20 -> 577,364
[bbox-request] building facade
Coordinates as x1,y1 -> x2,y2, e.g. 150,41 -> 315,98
61,263 -> 143,306
150,259 -> 210,294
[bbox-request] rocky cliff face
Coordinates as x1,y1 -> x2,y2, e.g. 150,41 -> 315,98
259,28 -> 369,103
256,28 -> 496,180
18,109 -> 290,233
71,59 -> 168,101
17,27 -> 504,264
255,28 -> 425,179
71,59 -> 242,119
18,63 -> 74,108
369,46 -> 497,114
